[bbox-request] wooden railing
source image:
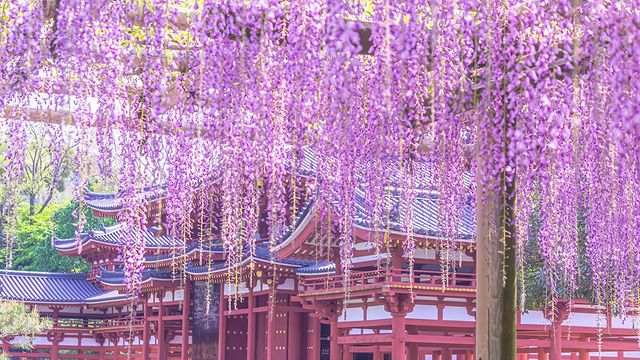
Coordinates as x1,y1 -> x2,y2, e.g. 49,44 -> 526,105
54,316 -> 144,330
299,268 -> 475,294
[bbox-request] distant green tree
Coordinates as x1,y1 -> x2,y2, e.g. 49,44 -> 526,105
0,301 -> 52,359
51,201 -> 116,240
0,202 -> 115,273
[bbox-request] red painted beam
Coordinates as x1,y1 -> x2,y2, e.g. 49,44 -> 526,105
338,334 -> 394,345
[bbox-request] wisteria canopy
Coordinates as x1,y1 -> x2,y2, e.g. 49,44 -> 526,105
1,0 -> 639,315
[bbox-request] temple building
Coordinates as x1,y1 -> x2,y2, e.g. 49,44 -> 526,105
1,181 -> 639,360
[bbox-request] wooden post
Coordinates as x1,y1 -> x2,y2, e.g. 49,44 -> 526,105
329,315 -> 340,360
181,281 -> 191,360
537,349 -> 548,360
475,145 -> 517,360
442,347 -> 452,360
287,303 -> 302,360
549,322 -> 562,360
52,310 -> 60,360
247,284 -> 255,360
143,296 -> 151,360
578,350 -> 589,360
342,345 -> 351,360
391,313 -> 406,360
267,293 -> 276,360
218,285 -> 226,360
373,346 -> 383,360
158,292 -> 165,360
308,315 -> 321,360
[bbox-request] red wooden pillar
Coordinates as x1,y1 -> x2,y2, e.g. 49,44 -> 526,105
578,350 -> 589,360
308,315 -> 321,360
549,321 -> 562,360
266,293 -> 276,360
51,337 -> 60,360
406,326 -> 418,360
218,288 -> 226,360
343,345 -> 351,360
465,350 -> 473,360
287,304 -> 302,360
143,296 -> 151,360
442,347 -> 452,360
537,349 -> 549,360
158,292 -> 166,360
181,281 -> 191,360
373,346 -> 383,360
247,285 -> 256,360
329,315 -> 340,360
52,310 -> 60,360
433,351 -> 442,360
391,313 -> 406,360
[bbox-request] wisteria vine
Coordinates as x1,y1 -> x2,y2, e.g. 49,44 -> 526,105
1,0 -> 639,316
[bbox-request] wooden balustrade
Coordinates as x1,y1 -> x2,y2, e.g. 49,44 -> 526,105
299,268 -> 476,294
53,316 -> 144,330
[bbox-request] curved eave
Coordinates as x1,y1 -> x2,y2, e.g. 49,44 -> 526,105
187,256 -> 300,282
98,277 -> 176,291
144,248 -> 224,268
0,297 -> 90,306
353,224 -> 476,249
86,198 -> 164,215
273,204 -> 317,260
55,238 -> 182,255
0,291 -> 127,306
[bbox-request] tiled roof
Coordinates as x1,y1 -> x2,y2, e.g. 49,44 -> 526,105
97,268 -> 174,286
295,262 -> 335,274
187,244 -> 317,275
54,223 -> 179,251
84,185 -> 166,212
354,188 -> 476,239
144,242 -> 224,262
295,253 -> 391,275
0,270 -> 114,303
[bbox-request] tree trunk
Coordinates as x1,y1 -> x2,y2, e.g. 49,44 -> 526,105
29,194 -> 36,216
475,158 -> 517,359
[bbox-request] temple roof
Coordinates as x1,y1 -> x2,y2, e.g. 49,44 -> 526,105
0,270 -> 124,304
186,244 -> 317,275
354,188 -> 476,239
84,185 -> 166,212
144,242 -> 224,263
98,268 -> 174,286
54,223 -> 178,252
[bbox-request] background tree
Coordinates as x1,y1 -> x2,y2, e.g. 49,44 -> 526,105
0,301 -> 52,360
0,201 -> 115,273
22,125 -> 74,217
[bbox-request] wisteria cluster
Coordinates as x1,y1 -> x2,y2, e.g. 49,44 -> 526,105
1,0 -> 639,314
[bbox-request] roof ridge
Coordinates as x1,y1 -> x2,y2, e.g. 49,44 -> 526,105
0,269 -> 88,278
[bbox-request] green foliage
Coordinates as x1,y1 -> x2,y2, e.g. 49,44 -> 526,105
0,301 -> 52,357
51,202 -> 116,240
0,202 -> 115,273
522,202 -> 593,310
